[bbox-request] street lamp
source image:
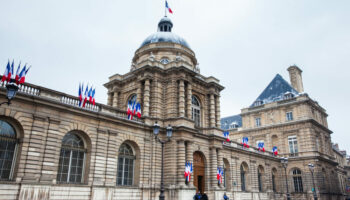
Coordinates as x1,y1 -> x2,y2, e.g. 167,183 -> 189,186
153,122 -> 173,200
281,157 -> 291,200
0,80 -> 19,106
308,163 -> 318,200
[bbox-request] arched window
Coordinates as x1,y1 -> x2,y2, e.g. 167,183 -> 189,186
127,94 -> 137,109
272,168 -> 277,192
240,164 -> 247,191
0,120 -> 17,180
191,96 -> 200,127
57,132 -> 86,184
117,143 -> 135,186
258,166 -> 264,192
292,169 -> 303,192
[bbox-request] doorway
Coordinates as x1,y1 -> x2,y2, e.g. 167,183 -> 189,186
193,151 -> 206,193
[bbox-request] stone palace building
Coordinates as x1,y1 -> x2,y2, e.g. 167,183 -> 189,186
0,16 -> 349,200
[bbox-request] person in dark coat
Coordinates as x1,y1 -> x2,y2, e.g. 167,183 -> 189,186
201,192 -> 208,200
223,192 -> 229,200
194,191 -> 202,200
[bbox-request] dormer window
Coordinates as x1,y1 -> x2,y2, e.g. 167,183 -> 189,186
254,100 -> 263,107
284,92 -> 294,99
230,121 -> 238,129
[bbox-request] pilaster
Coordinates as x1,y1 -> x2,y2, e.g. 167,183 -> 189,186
210,94 -> 215,127
179,80 -> 185,117
112,91 -> 119,108
215,95 -> 221,128
143,79 -> 150,117
177,140 -> 186,186
210,147 -> 218,189
186,83 -> 192,119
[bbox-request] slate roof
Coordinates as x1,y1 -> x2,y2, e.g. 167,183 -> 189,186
221,115 -> 242,130
250,74 -> 299,107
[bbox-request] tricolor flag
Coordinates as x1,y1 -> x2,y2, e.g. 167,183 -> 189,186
217,167 -> 223,184
91,88 -> 96,105
88,87 -> 93,104
136,103 -> 142,118
19,66 -> 31,84
257,142 -> 265,152
223,131 -> 230,142
78,83 -> 83,103
1,61 -> 10,82
241,137 -> 249,148
272,146 -> 278,156
14,62 -> 21,84
82,84 -> 89,107
7,60 -> 14,82
165,0 -> 173,14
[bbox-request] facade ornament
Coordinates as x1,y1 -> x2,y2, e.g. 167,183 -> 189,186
130,62 -> 136,71
194,64 -> 200,73
175,52 -> 182,61
149,52 -> 155,61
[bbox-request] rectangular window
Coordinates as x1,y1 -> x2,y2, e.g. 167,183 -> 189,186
255,117 -> 261,127
288,136 -> 298,157
286,111 -> 293,121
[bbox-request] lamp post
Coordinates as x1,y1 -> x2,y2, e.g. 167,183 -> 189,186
0,80 -> 19,106
153,122 -> 173,200
281,157 -> 291,200
308,163 -> 318,200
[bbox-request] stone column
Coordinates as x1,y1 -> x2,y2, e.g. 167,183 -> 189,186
250,161 -> 258,192
231,156 -> 239,191
209,94 -> 216,127
177,140 -> 186,186
186,141 -> 194,186
186,83 -> 192,119
112,91 -> 119,108
136,81 -> 142,103
179,80 -> 185,117
143,79 -> 150,116
107,91 -> 113,106
215,95 -> 221,128
217,148 -> 223,187
210,148 -> 218,189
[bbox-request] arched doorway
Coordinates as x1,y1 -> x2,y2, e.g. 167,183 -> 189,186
193,151 -> 206,193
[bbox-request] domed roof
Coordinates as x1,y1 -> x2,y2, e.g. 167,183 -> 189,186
140,16 -> 190,49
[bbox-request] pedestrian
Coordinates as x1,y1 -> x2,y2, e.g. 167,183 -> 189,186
194,191 -> 202,200
223,192 -> 229,200
202,192 -> 208,200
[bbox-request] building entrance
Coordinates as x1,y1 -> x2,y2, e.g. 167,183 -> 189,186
193,151 -> 205,193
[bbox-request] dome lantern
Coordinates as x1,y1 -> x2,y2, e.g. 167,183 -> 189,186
158,16 -> 173,32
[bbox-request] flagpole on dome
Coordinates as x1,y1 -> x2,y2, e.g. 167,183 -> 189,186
164,0 -> 166,17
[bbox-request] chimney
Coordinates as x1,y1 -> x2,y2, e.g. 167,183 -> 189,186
287,65 -> 304,93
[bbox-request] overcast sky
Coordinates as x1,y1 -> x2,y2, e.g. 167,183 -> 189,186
1,0 -> 349,152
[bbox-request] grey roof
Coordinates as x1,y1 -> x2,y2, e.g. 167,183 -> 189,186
140,16 -> 190,49
221,115 -> 242,130
140,32 -> 190,48
250,74 -> 299,107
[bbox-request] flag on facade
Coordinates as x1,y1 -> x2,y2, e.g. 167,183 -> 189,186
165,0 -> 173,14
19,66 -> 31,84
223,131 -> 230,142
14,62 -> 21,84
7,60 -> 14,82
78,83 -> 83,103
272,146 -> 278,156
88,87 -> 93,104
241,137 -> 249,148
184,162 -> 193,182
136,103 -> 142,118
82,84 -> 89,107
92,88 -> 96,105
217,167 -> 223,184
1,61 -> 10,82
257,142 -> 265,152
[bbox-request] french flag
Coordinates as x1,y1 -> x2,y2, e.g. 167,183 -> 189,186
82,84 -> 89,107
1,61 -> 10,82
223,131 -> 230,142
165,0 -> 173,14
14,62 -> 21,84
19,66 -> 30,84
127,100 -> 132,116
7,60 -> 14,82
91,88 -> 96,105
241,137 -> 249,148
88,87 -> 93,104
78,83 -> 83,104
273,146 -> 278,156
136,103 -> 142,118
